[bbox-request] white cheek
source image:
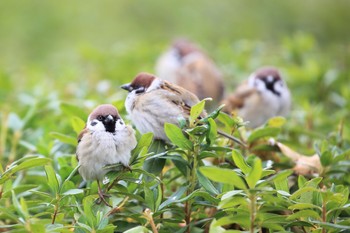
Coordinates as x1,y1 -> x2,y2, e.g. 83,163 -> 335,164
87,120 -> 105,131
115,119 -> 125,131
147,79 -> 161,92
254,79 -> 266,92
125,91 -> 137,113
274,81 -> 284,94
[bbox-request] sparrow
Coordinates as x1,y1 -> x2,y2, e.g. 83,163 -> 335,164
76,104 -> 137,206
221,66 -> 291,128
121,72 -> 205,142
121,72 -> 244,146
155,38 -> 224,110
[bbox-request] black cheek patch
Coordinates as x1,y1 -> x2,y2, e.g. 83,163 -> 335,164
91,121 -> 98,126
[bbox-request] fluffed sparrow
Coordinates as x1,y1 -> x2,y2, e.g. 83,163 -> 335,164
121,72 -> 205,142
221,66 -> 291,128
76,104 -> 137,206
155,38 -> 224,109
121,72 -> 243,146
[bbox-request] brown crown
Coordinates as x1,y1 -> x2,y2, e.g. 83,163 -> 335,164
130,72 -> 157,89
89,104 -> 119,120
172,38 -> 201,58
254,66 -> 281,80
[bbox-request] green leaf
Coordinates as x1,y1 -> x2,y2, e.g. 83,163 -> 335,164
202,104 -> 225,122
246,157 -> 262,188
60,165 -> 80,193
231,149 -> 250,174
172,158 -> 189,177
60,102 -> 87,119
190,99 -> 206,124
209,219 -> 227,233
155,184 -> 162,211
143,156 -> 166,176
207,118 -> 217,145
71,116 -> 85,135
286,209 -> 321,221
320,150 -> 332,166
267,116 -> 286,127
176,189 -> 219,205
310,220 -> 350,230
218,196 -> 247,209
0,156 -> 51,184
199,166 -> 247,190
45,165 -> 60,194
50,132 -> 77,146
159,186 -> 187,210
132,132 -> 153,157
247,127 -> 281,143
144,185 -> 155,211
271,170 -> 293,193
62,189 -> 84,196
164,123 -> 193,150
82,196 -> 97,226
12,191 -> 27,220
124,226 -> 151,233
196,169 -> 219,195
298,175 -> 307,188
290,186 -> 319,200
20,197 -> 29,219
274,177 -> 290,193
288,203 -> 322,211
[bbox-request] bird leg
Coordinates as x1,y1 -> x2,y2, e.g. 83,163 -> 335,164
96,180 -> 112,207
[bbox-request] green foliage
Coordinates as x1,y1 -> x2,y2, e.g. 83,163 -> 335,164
0,3 -> 350,232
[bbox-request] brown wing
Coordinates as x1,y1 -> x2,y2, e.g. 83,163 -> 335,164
221,82 -> 256,114
161,80 -> 207,118
77,127 -> 89,143
182,55 -> 224,102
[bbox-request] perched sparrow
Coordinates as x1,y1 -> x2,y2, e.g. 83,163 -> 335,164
121,72 -> 205,142
76,104 -> 137,206
155,38 -> 224,109
121,72 -> 243,146
221,67 -> 291,128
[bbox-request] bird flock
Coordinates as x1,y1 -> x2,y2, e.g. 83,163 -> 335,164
76,38 -> 292,206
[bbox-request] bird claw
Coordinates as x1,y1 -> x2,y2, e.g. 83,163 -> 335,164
96,181 -> 112,207
96,190 -> 112,207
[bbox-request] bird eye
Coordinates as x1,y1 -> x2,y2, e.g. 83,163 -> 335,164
97,115 -> 104,121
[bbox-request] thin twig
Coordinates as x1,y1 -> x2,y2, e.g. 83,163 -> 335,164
217,130 -> 246,148
144,208 -> 158,233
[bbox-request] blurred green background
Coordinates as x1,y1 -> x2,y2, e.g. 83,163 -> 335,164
1,0 -> 349,68
0,0 -> 349,155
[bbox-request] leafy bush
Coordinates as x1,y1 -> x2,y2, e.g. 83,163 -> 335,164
0,31 -> 350,233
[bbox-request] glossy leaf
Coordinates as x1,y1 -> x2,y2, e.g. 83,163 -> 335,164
159,186 -> 187,210
247,127 -> 281,143
246,157 -> 262,188
196,169 -> 219,195
71,116 -> 85,135
164,123 -> 193,150
199,166 -> 247,190
0,156 -> 51,184
45,165 -> 59,194
189,99 -> 206,124
231,149 -> 250,174
50,132 -> 77,146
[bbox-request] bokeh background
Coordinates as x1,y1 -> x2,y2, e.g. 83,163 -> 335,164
0,0 -> 349,155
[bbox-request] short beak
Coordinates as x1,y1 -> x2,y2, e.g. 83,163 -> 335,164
104,115 -> 114,124
121,83 -> 133,92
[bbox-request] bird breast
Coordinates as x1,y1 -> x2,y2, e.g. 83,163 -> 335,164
77,126 -> 136,181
